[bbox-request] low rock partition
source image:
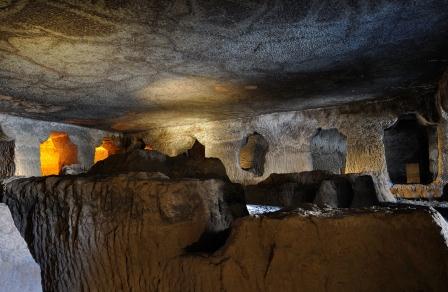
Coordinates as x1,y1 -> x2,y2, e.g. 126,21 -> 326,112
245,171 -> 395,208
89,149 -> 229,181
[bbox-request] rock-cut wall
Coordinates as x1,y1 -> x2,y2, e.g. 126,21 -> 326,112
129,95 -> 447,198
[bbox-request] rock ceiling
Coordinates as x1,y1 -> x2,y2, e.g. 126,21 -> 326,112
0,0 -> 447,132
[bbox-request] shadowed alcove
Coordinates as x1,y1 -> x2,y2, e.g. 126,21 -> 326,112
239,133 -> 268,176
311,128 -> 347,174
384,114 -> 438,184
40,132 -> 78,176
186,140 -> 205,160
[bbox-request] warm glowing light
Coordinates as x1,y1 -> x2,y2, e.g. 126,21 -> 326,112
136,77 -> 244,105
94,146 -> 109,163
144,144 -> 153,151
94,138 -> 121,163
40,132 -> 78,176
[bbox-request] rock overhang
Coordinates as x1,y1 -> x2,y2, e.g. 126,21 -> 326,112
0,0 -> 447,131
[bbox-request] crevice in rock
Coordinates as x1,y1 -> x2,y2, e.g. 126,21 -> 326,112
263,243 -> 276,278
440,184 -> 448,202
186,140 -> 205,160
185,228 -> 231,254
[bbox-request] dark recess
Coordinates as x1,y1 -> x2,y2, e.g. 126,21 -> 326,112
185,229 -> 231,254
384,114 -> 435,184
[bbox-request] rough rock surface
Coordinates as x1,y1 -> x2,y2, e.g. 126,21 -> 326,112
89,149 -> 229,180
391,183 -> 444,199
310,128 -> 347,174
158,206 -> 448,292
3,177 -> 448,292
0,203 -> 42,292
313,178 -> 353,208
348,175 -> 381,207
0,0 -> 447,130
59,164 -> 85,175
244,171 -> 332,207
0,138 -> 14,178
1,173 -> 247,291
130,95 -> 444,194
245,171 -> 390,208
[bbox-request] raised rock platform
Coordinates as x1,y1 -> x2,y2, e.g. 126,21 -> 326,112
89,149 -> 229,181
2,172 -> 247,291
245,171 -> 395,209
2,173 -> 448,291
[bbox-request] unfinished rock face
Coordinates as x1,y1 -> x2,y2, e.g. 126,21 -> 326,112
3,177 -> 448,292
310,128 -> 347,174
349,175 -> 381,208
89,149 -> 229,180
131,93 -> 446,197
245,171 -> 390,208
314,178 -> 353,208
244,171 -> 333,207
0,139 -> 14,178
2,173 -> 247,291
0,203 -> 41,292
162,207 -> 448,292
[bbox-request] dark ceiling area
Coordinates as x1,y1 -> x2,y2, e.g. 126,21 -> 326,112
0,0 -> 447,131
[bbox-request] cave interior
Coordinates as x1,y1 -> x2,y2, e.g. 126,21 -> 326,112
1,0 -> 448,291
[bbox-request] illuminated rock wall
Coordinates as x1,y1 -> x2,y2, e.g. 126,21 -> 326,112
131,96 -> 448,198
0,114 -> 119,176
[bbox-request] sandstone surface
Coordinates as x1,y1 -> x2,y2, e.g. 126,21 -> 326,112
2,174 -> 448,291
